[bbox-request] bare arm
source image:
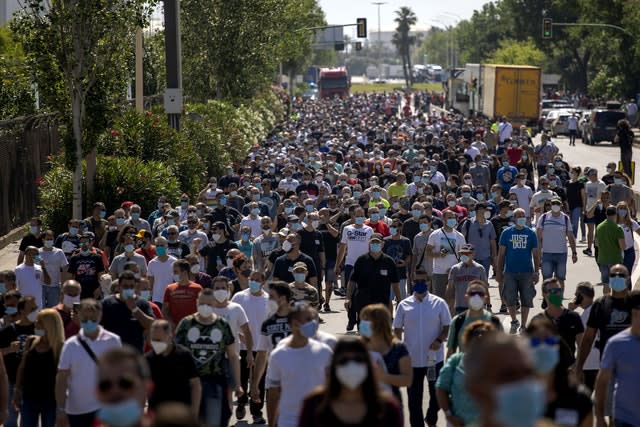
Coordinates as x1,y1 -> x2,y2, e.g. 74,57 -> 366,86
393,328 -> 403,341
378,354 -> 412,387
55,370 -> 71,427
266,387 -> 281,427
240,323 -> 254,368
226,343 -> 242,394
594,368 -> 612,422
496,245 -> 506,281
576,327 -> 596,372
189,378 -> 201,416
253,350 -> 268,392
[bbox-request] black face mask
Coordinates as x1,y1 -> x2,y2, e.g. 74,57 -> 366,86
241,269 -> 252,278
575,294 -> 583,304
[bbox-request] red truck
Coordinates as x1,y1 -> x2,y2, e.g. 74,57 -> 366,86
318,67 -> 350,98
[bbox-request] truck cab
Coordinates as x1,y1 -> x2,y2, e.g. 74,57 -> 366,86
318,67 -> 350,98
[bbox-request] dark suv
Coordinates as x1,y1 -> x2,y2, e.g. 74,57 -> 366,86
583,109 -> 626,145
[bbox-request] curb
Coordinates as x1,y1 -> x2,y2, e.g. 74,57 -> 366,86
0,226 -> 25,252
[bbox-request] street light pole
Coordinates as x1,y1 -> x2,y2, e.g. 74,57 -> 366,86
372,2 -> 386,79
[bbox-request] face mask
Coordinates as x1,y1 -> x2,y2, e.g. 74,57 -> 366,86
354,216 -> 365,225
551,205 -> 561,213
353,191 -> 361,198
300,320 -> 318,338
5,306 -> 16,315
81,320 -> 99,334
484,211 -> 492,220
30,226 -> 39,235
533,344 -> 560,373
41,238 -> 54,249
248,280 -> 261,293
412,209 -> 422,218
516,217 -> 527,226
469,211 -> 476,219
419,223 -> 430,232
33,255 -> 41,264
618,209 -> 628,217
379,209 -> 387,217
121,288 -> 135,299
167,219 -> 176,226
468,294 -> 484,311
251,208 -> 261,216
139,290 -> 151,301
156,246 -> 167,256
384,168 -> 391,173
502,161 -> 510,167
212,233 -> 223,243
460,255 -> 470,263
219,197 -> 228,206
197,304 -> 213,317
476,193 -> 485,201
172,273 -> 181,282
116,218 -> 125,226
99,210 -> 107,219
372,192 -> 381,199
26,311 -> 39,323
124,244 -> 135,253
69,227 -> 79,236
522,154 -> 528,161
267,299 -> 279,316
151,341 -> 168,354
464,179 -> 472,185
293,272 -> 307,282
291,222 -> 302,231
494,379 -> 546,427
548,168 -> 555,174
308,220 -> 319,229
241,233 -> 250,241
389,227 -> 398,235
359,320 -> 373,338
446,218 -> 457,228
506,210 -> 514,218
555,161 -> 563,168
282,241 -> 293,252
462,192 -> 471,198
447,200 -> 456,208
157,202 -> 164,210
213,290 -> 229,302
284,206 -> 294,214
131,213 -> 140,221
335,361 -> 368,390
370,213 -> 380,222
181,201 -> 189,209
370,243 -> 382,253
610,276 -> 627,292
97,398 -> 143,427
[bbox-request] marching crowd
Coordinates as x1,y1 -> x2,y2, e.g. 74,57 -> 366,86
0,92 -> 639,427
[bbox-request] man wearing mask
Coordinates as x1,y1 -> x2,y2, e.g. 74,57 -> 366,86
576,264 -> 631,385
134,230 -> 156,263
17,217 -> 43,265
383,220 -> 412,298
179,215 -> 209,255
39,230 -> 69,307
265,304 -> 333,427
317,208 -> 340,312
459,203 -> 497,276
108,233 -> 148,279
101,271 -> 154,352
147,196 -> 168,229
55,299 -> 122,427
0,296 -> 37,427
210,276 -> 253,356
426,211 -> 466,300
54,280 -> 81,338
273,234 -> 318,291
199,222 -> 239,277
364,206 -> 390,237
163,259 -> 202,328
446,245 -> 487,314
16,246 -> 50,309
211,192 -> 242,235
174,288 -> 243,427
393,278 -> 451,427
55,219 -> 82,261
147,237 -> 178,309
66,233 -> 106,300
594,206 -> 625,289
127,204 -> 151,232
297,212 -> 326,303
568,282 -> 599,391
164,225 -> 190,259
146,320 -> 201,416
252,217 -> 279,276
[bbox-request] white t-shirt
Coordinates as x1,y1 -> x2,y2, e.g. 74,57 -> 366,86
567,115 -> 579,131
58,328 -> 122,414
38,247 -> 69,287
536,212 -> 572,253
509,185 -> 534,215
147,256 -> 177,302
340,224 -> 373,266
15,264 -> 45,308
276,331 -> 338,351
278,178 -> 299,192
240,216 -> 263,238
266,339 -> 333,427
584,180 -> 606,211
231,289 -> 270,351
619,220 -> 640,250
427,229 -> 466,274
212,302 -> 249,341
580,305 -> 600,370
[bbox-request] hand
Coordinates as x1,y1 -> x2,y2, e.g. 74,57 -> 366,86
193,238 -> 202,246
125,295 -> 137,311
334,264 -> 343,276
567,301 -> 578,311
533,271 -> 540,284
8,341 -> 20,353
250,386 -> 261,403
344,299 -> 351,309
446,415 -> 464,427
429,340 -> 442,351
234,385 -> 244,398
572,253 -> 578,263
595,416 -> 609,427
496,271 -> 504,283
56,412 -> 69,427
246,352 -> 255,369
93,287 -> 102,299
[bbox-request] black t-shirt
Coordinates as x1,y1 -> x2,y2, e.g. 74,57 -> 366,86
199,240 -> 239,276
167,241 -> 190,259
19,234 -> 43,252
67,253 -> 105,298
0,322 -> 35,382
565,181 -> 585,210
491,215 -> 513,243
101,296 -> 154,352
545,385 -> 593,426
297,228 -> 324,270
272,253 -> 318,283
401,218 -> 421,242
586,295 -> 631,352
22,346 -> 56,402
146,344 -> 199,408
318,223 -> 339,261
350,253 -> 399,306
260,313 -> 291,349
532,309 -> 584,356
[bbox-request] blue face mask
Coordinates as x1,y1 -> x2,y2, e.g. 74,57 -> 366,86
354,217 -> 365,225
5,306 -> 17,315
219,197 -> 227,206
532,344 -> 559,374
0,283 -> 5,293
446,218 -> 458,228
241,233 -> 250,241
359,320 -> 373,338
97,398 -> 143,427
389,227 -> 398,236
305,205 -> 314,212
353,191 -> 362,198
494,379 -> 546,427
121,288 -> 135,299
413,281 -> 427,294
284,206 -> 294,214
460,255 -> 470,263
248,280 -> 261,293
251,208 -> 261,216
469,211 -> 476,219
293,272 -> 306,282
156,246 -> 167,257
412,209 -> 422,218
610,276 -> 627,292
370,213 -> 380,222
372,192 -> 381,199
370,243 -> 382,253
131,213 -> 140,221
81,320 -> 99,334
516,217 -> 527,226
116,218 -> 125,226
139,290 -> 151,301
419,223 -> 430,232
379,209 -> 387,217
99,210 -> 107,219
300,320 -> 318,338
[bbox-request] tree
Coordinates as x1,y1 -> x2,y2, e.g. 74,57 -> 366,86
487,38 -> 548,67
0,27 -> 35,119
414,27 -> 450,67
12,0 -> 154,219
392,6 -> 418,87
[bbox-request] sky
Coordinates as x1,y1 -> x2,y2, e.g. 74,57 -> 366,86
318,0 -> 489,34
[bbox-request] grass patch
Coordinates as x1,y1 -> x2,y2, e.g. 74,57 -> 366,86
350,82 -> 443,93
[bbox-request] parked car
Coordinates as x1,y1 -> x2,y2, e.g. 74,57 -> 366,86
578,111 -> 591,136
302,88 -> 318,100
540,99 -> 572,109
543,110 -> 562,132
582,109 -> 626,145
551,112 -> 572,136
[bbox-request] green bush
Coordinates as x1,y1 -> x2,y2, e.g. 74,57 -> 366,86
39,155 -> 181,234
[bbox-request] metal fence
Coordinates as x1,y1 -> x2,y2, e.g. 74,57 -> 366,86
0,114 -> 60,236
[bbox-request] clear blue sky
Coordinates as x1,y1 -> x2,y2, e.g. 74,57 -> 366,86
318,0 -> 489,34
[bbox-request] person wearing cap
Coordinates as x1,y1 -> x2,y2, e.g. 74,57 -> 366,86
594,207 -> 625,288
120,201 -> 134,219
426,211 -> 466,301
135,230 -> 156,263
288,262 -> 319,308
67,233 -> 106,299
529,176 -> 558,223
446,245 -> 487,314
127,204 -> 151,232
198,221 -> 239,277
84,203 -> 107,244
108,231 -> 148,280
346,233 -> 400,321
272,234 -> 318,290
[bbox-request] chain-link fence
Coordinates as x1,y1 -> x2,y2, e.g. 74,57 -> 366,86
0,114 -> 60,236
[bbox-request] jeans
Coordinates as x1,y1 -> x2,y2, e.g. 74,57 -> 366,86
237,350 -> 265,418
541,252 -> 567,281
408,363 -> 443,427
623,247 -> 636,278
6,382 -> 18,427
390,279 -> 407,300
21,399 -> 56,427
570,207 -> 582,237
68,411 -> 97,427
344,265 -> 357,326
42,285 -> 60,308
200,377 -> 230,427
598,263 -> 612,285
476,258 -> 491,276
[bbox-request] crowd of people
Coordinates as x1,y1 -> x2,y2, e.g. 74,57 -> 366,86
0,92 -> 638,427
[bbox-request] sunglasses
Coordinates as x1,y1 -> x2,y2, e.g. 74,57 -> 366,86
187,221 -> 198,225
335,354 -> 368,366
530,336 -> 559,347
467,291 -> 485,297
167,232 -> 177,235
546,288 -> 563,295
610,272 -> 627,278
98,375 -> 136,393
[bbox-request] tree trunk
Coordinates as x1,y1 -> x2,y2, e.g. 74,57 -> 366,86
86,148 -> 96,199
71,90 -> 83,220
406,49 -> 413,86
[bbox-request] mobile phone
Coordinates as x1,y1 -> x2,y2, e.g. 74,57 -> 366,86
72,302 -> 80,313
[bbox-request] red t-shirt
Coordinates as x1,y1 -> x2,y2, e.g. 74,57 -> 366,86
364,220 -> 391,237
443,205 -> 468,222
507,147 -> 523,166
163,282 -> 202,325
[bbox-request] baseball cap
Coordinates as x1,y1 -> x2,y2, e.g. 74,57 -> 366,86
370,233 -> 383,242
292,262 -> 308,271
460,244 -> 475,253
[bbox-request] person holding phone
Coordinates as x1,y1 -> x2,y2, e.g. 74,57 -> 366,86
53,281 -> 81,339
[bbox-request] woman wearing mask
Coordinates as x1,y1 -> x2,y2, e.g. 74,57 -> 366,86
525,318 -> 592,427
359,304 -> 412,405
616,201 -> 640,274
436,320 -> 497,427
565,167 -> 586,240
230,255 -> 252,296
13,309 -> 65,427
516,145 -> 535,179
298,338 -> 403,427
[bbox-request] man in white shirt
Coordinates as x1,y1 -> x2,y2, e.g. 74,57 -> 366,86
147,237 -> 177,307
15,246 -> 49,308
426,211 -> 466,300
509,173 -> 534,221
39,230 -> 69,307
55,299 -> 122,427
240,202 -> 264,238
277,169 -> 299,193
498,116 -> 513,148
393,280 -> 451,427
266,304 -> 332,427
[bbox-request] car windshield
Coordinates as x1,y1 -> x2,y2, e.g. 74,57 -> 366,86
595,111 -> 625,127
320,77 -> 348,89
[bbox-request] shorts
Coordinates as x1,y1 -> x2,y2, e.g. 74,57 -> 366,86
584,214 -> 598,224
324,259 -> 336,283
431,274 -> 449,300
541,252 -> 567,281
503,272 -> 535,307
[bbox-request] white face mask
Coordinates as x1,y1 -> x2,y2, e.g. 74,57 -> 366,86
551,205 -> 561,213
197,304 -> 213,317
267,299 -> 279,316
63,294 -> 81,309
468,294 -> 485,311
282,240 -> 293,252
150,340 -> 168,354
335,361 -> 368,390
190,264 -> 200,274
26,310 -> 39,323
483,211 -> 492,220
212,233 -> 223,243
213,289 -> 229,302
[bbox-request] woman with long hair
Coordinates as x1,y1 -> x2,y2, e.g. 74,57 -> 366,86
298,338 -> 403,427
13,309 -> 65,427
359,304 -> 412,405
616,201 -> 640,275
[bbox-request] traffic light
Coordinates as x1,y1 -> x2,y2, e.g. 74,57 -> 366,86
542,18 -> 552,39
357,18 -> 367,38
355,41 -> 362,51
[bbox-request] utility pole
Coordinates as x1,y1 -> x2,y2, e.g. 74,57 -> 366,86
372,2 -> 386,79
164,0 -> 182,131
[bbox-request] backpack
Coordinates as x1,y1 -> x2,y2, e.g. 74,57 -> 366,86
451,311 -> 502,351
540,211 -> 569,229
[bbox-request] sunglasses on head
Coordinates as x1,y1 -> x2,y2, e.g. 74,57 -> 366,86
98,375 -> 136,393
335,354 -> 368,366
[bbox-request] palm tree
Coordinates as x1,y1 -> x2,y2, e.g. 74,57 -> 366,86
392,6 -> 418,87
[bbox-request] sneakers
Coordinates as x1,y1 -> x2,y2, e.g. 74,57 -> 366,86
235,405 -> 246,420
583,248 -> 592,256
318,316 -> 325,324
334,288 -> 346,297
323,303 -> 331,313
579,238 -> 587,243
346,322 -> 355,332
499,304 -> 508,314
510,320 -> 520,334
253,415 -> 267,424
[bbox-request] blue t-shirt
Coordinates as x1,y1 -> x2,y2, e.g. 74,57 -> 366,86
499,225 -> 538,273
